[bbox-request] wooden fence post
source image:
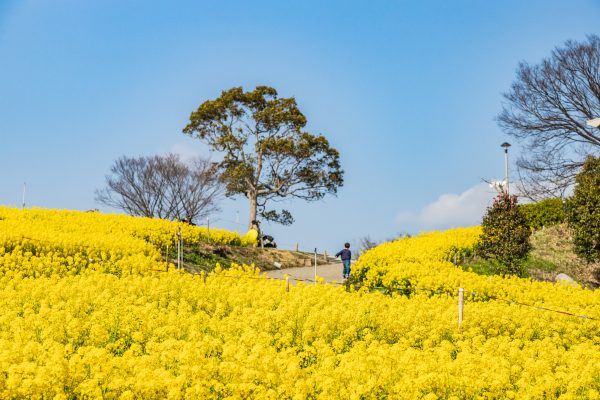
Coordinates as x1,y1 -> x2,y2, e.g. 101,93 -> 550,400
207,218 -> 211,243
285,276 -> 290,292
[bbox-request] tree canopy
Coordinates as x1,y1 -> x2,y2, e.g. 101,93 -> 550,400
183,86 -> 343,227
566,155 -> 600,262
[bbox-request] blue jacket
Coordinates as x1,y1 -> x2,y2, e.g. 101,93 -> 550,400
336,248 -> 351,261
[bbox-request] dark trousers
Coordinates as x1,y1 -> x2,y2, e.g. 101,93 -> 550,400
342,260 -> 351,278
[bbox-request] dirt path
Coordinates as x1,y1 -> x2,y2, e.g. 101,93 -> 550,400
265,261 -> 346,284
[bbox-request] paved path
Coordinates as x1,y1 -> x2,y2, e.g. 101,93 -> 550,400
266,261 -> 345,284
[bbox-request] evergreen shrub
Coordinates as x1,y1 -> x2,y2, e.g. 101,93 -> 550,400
478,192 -> 531,276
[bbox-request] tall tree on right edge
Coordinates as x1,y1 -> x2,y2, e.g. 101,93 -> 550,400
566,155 -> 600,263
498,35 -> 600,200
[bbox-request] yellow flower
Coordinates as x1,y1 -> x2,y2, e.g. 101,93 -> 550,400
1,208 -> 600,398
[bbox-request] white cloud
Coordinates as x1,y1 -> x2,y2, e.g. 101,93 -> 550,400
397,183 -> 498,231
169,143 -> 212,163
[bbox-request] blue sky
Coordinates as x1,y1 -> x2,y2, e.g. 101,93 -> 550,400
1,1 -> 599,253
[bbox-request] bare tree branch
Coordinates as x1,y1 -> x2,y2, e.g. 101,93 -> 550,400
95,154 -> 223,224
498,35 -> 600,199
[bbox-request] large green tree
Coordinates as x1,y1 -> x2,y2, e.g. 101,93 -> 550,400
183,86 -> 344,227
566,155 -> 600,262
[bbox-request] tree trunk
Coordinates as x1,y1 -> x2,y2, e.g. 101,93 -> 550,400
248,193 -> 258,230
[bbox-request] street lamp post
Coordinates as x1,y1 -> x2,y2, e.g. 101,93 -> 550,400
501,142 -> 511,195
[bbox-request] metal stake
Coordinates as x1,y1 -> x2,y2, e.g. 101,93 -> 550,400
314,248 -> 317,283
458,288 -> 464,332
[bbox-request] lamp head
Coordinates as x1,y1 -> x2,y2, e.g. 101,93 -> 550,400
587,118 -> 600,128
500,142 -> 511,150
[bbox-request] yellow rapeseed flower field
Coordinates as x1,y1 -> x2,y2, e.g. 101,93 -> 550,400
0,207 -> 255,277
1,268 -> 600,399
1,208 -> 600,398
353,226 -> 600,320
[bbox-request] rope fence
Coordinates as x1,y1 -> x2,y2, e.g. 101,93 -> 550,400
177,270 -> 600,328
358,284 -> 598,322
17,235 -> 599,325
482,293 -> 596,320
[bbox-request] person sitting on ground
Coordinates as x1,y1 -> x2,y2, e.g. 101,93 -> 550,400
335,242 -> 352,279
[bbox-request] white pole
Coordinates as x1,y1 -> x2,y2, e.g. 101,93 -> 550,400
314,248 -> 317,284
504,149 -> 509,195
177,228 -> 181,270
458,288 -> 464,332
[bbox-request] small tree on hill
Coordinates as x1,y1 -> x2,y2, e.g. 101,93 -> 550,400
566,155 -> 600,262
358,236 -> 379,256
478,192 -> 531,276
96,154 -> 223,224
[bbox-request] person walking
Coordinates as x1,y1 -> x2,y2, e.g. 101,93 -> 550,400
335,242 -> 352,279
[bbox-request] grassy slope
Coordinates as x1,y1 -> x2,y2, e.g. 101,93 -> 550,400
177,224 -> 599,288
465,223 -> 600,288
527,223 -> 600,287
166,242 -> 337,274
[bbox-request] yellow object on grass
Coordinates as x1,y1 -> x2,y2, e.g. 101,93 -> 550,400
244,228 -> 259,245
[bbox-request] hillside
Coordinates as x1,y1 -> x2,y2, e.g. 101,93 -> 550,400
173,242 -> 338,274
4,209 -> 600,397
463,223 -> 600,288
528,223 -> 600,288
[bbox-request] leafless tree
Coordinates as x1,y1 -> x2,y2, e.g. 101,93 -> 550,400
498,35 -> 600,200
357,232 -> 410,257
359,236 -> 379,254
96,154 -> 223,223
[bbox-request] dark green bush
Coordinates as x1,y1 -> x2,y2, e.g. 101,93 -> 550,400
519,198 -> 565,230
478,192 -> 531,276
566,155 -> 600,263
